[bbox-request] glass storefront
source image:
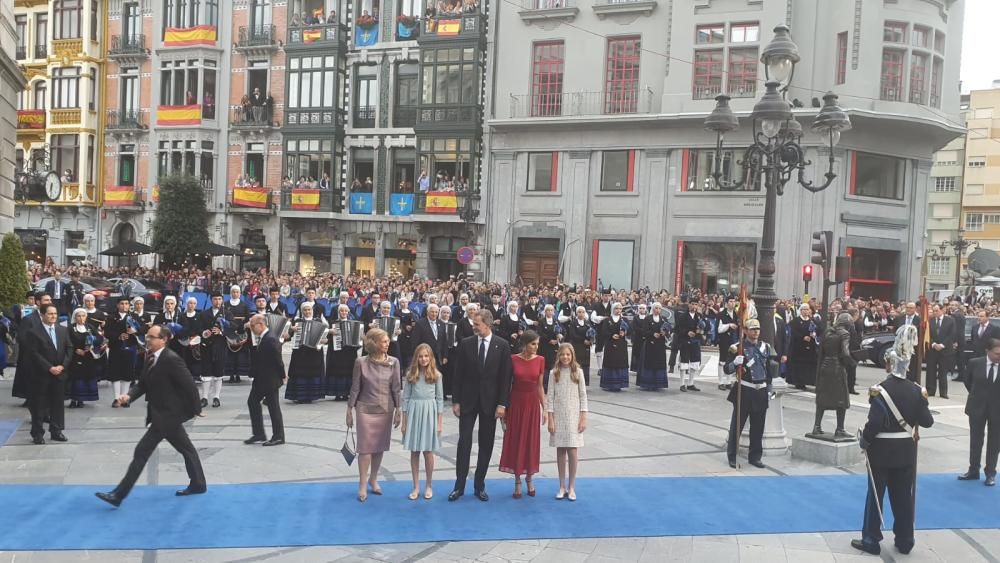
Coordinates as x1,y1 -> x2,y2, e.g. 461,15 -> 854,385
298,231 -> 333,275
846,247 -> 898,300
678,241 -> 756,295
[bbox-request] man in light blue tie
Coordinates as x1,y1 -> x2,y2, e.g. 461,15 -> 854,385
25,304 -> 73,444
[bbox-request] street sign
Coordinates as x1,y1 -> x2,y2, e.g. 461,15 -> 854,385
456,246 -> 475,265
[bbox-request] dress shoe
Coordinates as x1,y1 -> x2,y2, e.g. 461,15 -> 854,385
849,389 -> 860,395
244,435 -> 266,444
200,398 -> 208,409
262,438 -> 285,446
895,544 -> 913,555
940,395 -> 949,400
212,398 -> 221,408
718,384 -> 727,391
688,385 -> 701,392
679,385 -> 688,392
749,459 -> 765,469
175,486 -> 207,496
728,459 -> 737,469
95,491 -> 123,508
31,436 -> 45,445
50,432 -> 67,442
851,539 -> 880,555
447,489 -> 463,502
474,489 -> 489,502
958,470 -> 980,481
986,475 -> 996,487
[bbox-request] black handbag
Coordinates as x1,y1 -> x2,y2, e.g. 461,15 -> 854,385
341,427 -> 356,466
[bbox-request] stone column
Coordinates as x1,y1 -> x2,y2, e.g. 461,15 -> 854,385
734,377 -> 789,457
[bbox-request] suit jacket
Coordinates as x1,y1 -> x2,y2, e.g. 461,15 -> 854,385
893,314 -> 921,331
26,322 -> 73,384
964,356 -> 1000,420
128,347 -> 202,428
927,315 -> 957,355
452,333 -> 512,414
249,332 -> 285,389
970,322 -> 1000,359
43,279 -> 66,305
773,314 -> 788,359
413,317 -> 446,361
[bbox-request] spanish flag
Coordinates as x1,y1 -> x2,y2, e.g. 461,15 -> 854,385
290,188 -> 321,210
303,29 -> 322,43
104,186 -> 136,206
437,19 -> 461,35
233,187 -> 269,208
425,191 -> 458,213
163,25 -> 217,47
157,105 -> 201,126
151,185 -> 160,203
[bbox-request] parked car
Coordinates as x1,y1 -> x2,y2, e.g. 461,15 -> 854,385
32,276 -> 114,312
105,277 -> 165,312
859,316 -> 1000,368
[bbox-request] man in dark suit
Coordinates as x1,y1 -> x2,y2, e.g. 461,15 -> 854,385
969,311 -> 999,359
413,303 -> 446,363
449,309 -> 512,502
12,292 -> 48,405
361,293 -> 381,332
959,337 -> 1000,487
925,304 -> 956,398
244,314 -> 286,446
96,324 -> 206,507
43,271 -> 67,315
25,304 -> 72,444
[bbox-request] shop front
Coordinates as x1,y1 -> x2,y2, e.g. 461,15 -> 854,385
675,240 -> 757,295
845,247 -> 899,300
298,231 -> 333,275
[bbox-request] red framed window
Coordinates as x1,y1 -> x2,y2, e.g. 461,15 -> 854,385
835,32 -> 848,85
909,53 -> 928,104
727,48 -> 758,98
883,21 -> 907,43
695,24 -> 725,45
693,49 -> 723,99
604,36 -> 641,114
880,49 -> 904,101
531,41 -> 564,117
911,25 -> 930,48
929,58 -> 943,108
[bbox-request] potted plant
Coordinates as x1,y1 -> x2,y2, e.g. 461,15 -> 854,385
357,14 -> 379,29
397,14 -> 419,28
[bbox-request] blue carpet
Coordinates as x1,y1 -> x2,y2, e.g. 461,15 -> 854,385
0,474 -> 996,551
0,419 -> 20,446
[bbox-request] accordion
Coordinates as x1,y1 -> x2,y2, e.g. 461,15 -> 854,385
443,321 -> 458,348
265,313 -> 289,340
375,316 -> 401,342
293,319 -> 327,350
339,320 -> 364,348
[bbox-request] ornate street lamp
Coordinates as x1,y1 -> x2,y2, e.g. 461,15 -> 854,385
703,25 -> 852,346
939,229 -> 979,287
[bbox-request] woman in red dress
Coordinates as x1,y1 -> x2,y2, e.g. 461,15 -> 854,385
499,330 -> 546,498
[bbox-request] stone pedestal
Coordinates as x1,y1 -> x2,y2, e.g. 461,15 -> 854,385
731,377 -> 790,457
791,435 -> 863,467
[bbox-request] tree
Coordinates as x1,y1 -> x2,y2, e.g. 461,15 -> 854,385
0,233 -> 30,312
151,175 -> 210,268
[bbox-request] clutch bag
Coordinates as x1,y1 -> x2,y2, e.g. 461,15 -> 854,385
341,427 -> 356,466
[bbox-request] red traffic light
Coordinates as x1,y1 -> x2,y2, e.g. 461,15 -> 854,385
802,264 -> 813,282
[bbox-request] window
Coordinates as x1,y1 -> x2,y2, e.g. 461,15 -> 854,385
418,137 -> 478,192
250,0 -> 272,31
593,240 -> 635,290
685,149 -> 760,191
245,142 -> 265,184
53,67 -> 81,108
118,144 -> 136,186
928,257 -> 950,277
930,58 -> 943,108
285,139 -> 339,189
934,31 -> 945,53
14,16 -> 26,59
120,67 -> 140,113
852,152 -> 904,200
88,69 -> 97,111
54,0 -> 82,39
531,41 -> 564,117
35,15 -> 47,58
163,0 -> 216,32
835,32 -> 848,85
90,0 -> 99,41
909,53 -> 928,104
87,135 -> 95,184
965,213 -> 983,231
288,55 -> 340,109
727,48 -> 758,98
52,134 -> 80,181
911,25 -> 930,48
932,204 -> 954,219
600,150 -> 632,192
966,184 -> 984,195
968,158 -> 986,168
604,37 -> 640,114
693,50 -> 723,99
123,2 -> 141,39
399,0 -> 421,16
880,49 -> 904,101
33,81 -> 47,110
420,48 -> 480,106
679,241 -> 756,294
883,21 -> 906,43
159,59 -> 217,111
157,140 -> 216,188
695,24 -> 724,45
933,177 -> 957,192
394,63 -> 419,127
729,22 -> 759,43
527,153 -> 557,192
354,65 -> 377,128
392,148 -> 415,193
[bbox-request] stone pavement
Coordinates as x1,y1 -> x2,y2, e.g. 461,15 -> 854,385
0,348 -> 996,563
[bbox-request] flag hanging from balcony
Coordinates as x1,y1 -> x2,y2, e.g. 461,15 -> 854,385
389,193 -> 414,216
290,188 -> 321,210
233,187 -> 269,208
437,19 -> 461,35
397,22 -> 416,39
302,28 -> 322,42
356,26 -> 378,47
350,192 -> 374,214
157,105 -> 201,126
104,186 -> 136,206
425,191 -> 458,213
163,25 -> 217,47
151,185 -> 160,203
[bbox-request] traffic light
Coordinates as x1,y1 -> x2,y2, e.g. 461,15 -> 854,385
802,264 -> 813,282
811,230 -> 832,271
835,256 -> 851,284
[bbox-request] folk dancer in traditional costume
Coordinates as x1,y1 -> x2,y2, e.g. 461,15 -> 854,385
198,293 -> 229,408
82,294 -> 108,383
852,325 -> 933,556
564,306 -> 594,386
439,305 -> 459,399
716,296 -> 740,390
638,303 -> 669,391
537,304 -> 561,375
326,304 -> 358,401
397,296 -> 417,371
284,302 -> 327,403
67,308 -> 104,408
107,297 -> 139,407
590,289 -> 614,380
499,301 -> 523,352
724,318 -> 776,468
224,285 -> 251,383
377,301 -> 402,361
599,302 -> 630,391
677,301 -> 705,392
630,303 -> 648,373
176,297 -> 203,382
130,297 -> 154,377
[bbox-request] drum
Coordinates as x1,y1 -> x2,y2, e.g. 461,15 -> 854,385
375,317 -> 401,342
340,320 -> 364,347
444,322 -> 458,348
265,313 -> 289,339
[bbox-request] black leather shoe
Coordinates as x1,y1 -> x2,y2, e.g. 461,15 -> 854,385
212,398 -> 221,408
31,436 -> 44,445
851,539 -> 880,555
958,471 -> 980,481
262,438 -> 285,446
688,385 -> 701,392
940,395 -> 949,400
176,486 -> 207,496
474,489 -> 489,502
200,398 -> 208,409
447,489 -> 463,502
895,544 -> 913,555
95,491 -> 123,507
728,459 -> 737,469
986,475 -> 996,487
749,459 -> 765,469
244,435 -> 266,444
50,432 -> 67,442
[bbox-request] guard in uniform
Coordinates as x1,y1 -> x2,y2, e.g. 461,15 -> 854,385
852,341 -> 934,556
724,318 -> 775,469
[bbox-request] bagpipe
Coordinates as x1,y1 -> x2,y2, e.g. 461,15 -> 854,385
617,318 -> 630,337
125,314 -> 145,348
85,332 -> 107,359
585,325 -> 597,344
225,317 -> 249,352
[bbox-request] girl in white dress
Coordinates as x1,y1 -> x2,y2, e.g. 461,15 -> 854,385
546,343 -> 589,501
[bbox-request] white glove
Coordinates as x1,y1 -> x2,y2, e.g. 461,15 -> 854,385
733,355 -> 745,366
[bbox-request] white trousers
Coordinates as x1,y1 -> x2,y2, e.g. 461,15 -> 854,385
717,363 -> 732,385
201,377 -> 223,400
111,380 -> 130,398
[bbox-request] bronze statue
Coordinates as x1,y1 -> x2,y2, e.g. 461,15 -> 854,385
808,313 -> 856,441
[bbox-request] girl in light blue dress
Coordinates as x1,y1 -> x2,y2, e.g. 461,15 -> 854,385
400,343 -> 444,500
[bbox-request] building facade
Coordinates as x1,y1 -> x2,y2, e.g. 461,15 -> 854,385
925,92 -> 967,290
483,0 -> 965,300
1,0 -> 26,236
14,0 -> 107,265
959,87 -> 1000,282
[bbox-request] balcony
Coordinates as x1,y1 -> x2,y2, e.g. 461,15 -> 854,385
591,0 -> 657,20
54,183 -> 99,207
418,12 -> 487,45
285,23 -> 348,51
507,89 -> 655,119
109,34 -> 148,61
284,107 -> 345,133
229,186 -> 275,213
415,191 -> 479,222
416,104 -> 482,133
106,109 -> 148,134
103,185 -> 144,208
156,105 -> 203,126
231,107 -> 276,131
353,106 -> 376,128
16,109 -> 46,130
34,44 -> 47,59
393,105 -> 418,128
15,46 -> 26,60
236,25 -> 279,55
50,108 -> 82,126
51,38 -> 83,57
518,0 -> 580,24
279,189 -> 338,215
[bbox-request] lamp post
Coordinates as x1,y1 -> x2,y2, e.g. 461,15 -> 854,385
702,25 -> 852,346
938,229 -> 979,288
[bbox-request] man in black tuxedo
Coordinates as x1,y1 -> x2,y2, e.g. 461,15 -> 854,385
959,337 -> 1000,487
413,303 -> 446,363
12,292 -> 49,405
244,315 -> 286,446
96,324 -> 205,507
925,304 -> 957,398
25,304 -> 72,444
449,309 -> 512,502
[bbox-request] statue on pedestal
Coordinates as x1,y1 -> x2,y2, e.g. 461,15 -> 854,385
808,313 -> 857,441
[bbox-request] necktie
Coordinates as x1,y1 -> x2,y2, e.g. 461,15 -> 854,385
431,321 -> 438,339
479,338 -> 486,367
991,363 -> 997,384
48,326 -> 57,347
980,325 -> 986,337
145,353 -> 156,373
54,282 -> 60,299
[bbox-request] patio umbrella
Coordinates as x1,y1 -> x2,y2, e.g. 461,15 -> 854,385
99,240 -> 153,256
194,242 -> 238,257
